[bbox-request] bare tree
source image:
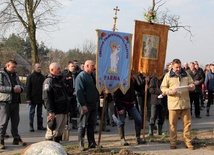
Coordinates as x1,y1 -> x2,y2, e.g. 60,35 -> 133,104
0,0 -> 62,65
82,39 -> 96,54
0,50 -> 16,68
145,0 -> 194,39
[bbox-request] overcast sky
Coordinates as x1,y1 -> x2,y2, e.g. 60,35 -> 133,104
37,0 -> 214,67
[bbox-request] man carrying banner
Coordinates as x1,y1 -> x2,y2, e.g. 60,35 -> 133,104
114,74 -> 146,146
160,58 -> 195,150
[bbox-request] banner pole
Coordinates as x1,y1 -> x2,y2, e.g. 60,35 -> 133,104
98,92 -> 107,146
142,80 -> 148,139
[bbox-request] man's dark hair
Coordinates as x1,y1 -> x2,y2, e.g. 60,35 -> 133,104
172,59 -> 181,65
6,60 -> 17,65
67,61 -> 73,65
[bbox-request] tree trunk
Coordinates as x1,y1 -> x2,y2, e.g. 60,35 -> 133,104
27,1 -> 39,66
29,33 -> 38,65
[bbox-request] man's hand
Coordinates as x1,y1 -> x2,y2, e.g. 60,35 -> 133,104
48,113 -> 55,120
162,93 -> 166,97
81,105 -> 88,114
145,76 -> 150,82
194,81 -> 200,85
13,86 -> 21,93
170,90 -> 177,95
188,85 -> 195,91
118,109 -> 125,115
66,77 -> 72,80
26,100 -> 31,104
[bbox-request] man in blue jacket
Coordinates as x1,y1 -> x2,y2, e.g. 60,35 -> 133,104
205,63 -> 214,116
75,60 -> 99,151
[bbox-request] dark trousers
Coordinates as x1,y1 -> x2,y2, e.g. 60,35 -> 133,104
199,92 -> 204,106
78,105 -> 97,144
207,90 -> 214,107
107,100 -> 115,124
162,96 -> 169,119
189,92 -> 200,117
0,102 -> 20,139
117,105 -> 142,128
136,95 -> 151,122
149,104 -> 165,125
68,97 -> 78,118
29,103 -> 43,122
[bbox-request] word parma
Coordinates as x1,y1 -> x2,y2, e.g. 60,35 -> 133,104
104,75 -> 120,81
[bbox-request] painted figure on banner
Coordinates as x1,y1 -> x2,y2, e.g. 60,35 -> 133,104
144,38 -> 152,57
142,35 -> 159,59
109,42 -> 120,73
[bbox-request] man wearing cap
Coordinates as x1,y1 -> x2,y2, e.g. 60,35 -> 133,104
43,62 -> 68,143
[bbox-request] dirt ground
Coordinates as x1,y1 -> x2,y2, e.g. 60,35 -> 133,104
65,129 -> 214,154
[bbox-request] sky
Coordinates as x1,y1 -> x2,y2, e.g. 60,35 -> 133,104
37,0 -> 214,67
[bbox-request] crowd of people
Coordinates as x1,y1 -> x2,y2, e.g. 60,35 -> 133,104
0,58 -> 213,152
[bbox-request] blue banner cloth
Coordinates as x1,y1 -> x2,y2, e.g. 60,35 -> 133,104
96,29 -> 132,94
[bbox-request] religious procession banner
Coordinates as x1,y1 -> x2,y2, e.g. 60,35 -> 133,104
96,29 -> 132,94
132,20 -> 170,79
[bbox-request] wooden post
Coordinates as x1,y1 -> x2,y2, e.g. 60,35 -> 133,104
142,80 -> 148,139
98,92 -> 107,146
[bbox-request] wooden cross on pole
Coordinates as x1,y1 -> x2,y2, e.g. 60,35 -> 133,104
112,6 -> 120,31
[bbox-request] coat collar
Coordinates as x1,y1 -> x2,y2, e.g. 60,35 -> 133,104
169,68 -> 187,78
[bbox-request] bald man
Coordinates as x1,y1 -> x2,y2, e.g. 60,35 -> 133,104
43,62 -> 68,143
183,62 -> 189,71
75,60 -> 99,151
26,63 -> 46,132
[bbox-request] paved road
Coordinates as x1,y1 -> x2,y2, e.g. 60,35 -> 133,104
1,103 -> 214,154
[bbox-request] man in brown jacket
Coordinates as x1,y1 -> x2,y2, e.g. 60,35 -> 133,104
161,59 -> 195,150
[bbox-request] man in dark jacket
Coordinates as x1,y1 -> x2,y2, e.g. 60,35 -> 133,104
135,73 -> 150,122
187,62 -> 204,118
0,60 -> 26,149
26,63 -> 46,132
43,62 -> 68,143
62,61 -> 79,129
114,74 -> 146,146
148,74 -> 165,136
75,60 -> 99,151
194,61 -> 205,108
